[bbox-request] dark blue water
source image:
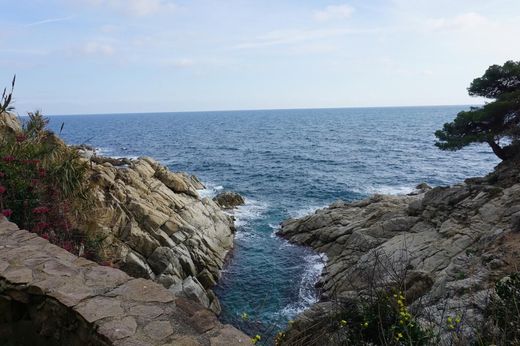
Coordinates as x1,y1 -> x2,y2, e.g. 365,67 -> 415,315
47,106 -> 498,336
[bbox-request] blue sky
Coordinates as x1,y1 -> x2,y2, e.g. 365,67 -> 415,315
1,0 -> 519,115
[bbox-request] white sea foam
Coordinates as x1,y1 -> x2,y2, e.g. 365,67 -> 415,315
197,183 -> 223,199
277,252 -> 327,319
114,155 -> 139,160
232,198 -> 268,228
269,223 -> 280,238
288,205 -> 328,219
94,147 -> 139,160
95,147 -> 111,156
358,185 -> 416,196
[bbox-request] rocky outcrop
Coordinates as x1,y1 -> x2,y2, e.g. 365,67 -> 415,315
0,112 -> 236,314
212,192 -> 245,209
278,159 -> 520,344
84,156 -> 235,314
0,217 -> 249,345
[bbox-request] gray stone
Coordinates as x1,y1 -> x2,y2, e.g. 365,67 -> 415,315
213,191 -> 245,209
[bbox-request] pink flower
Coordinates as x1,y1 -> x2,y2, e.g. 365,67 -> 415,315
62,241 -> 74,252
0,186 -> 6,194
15,134 -> 27,143
41,233 -> 50,240
32,206 -> 50,214
38,168 -> 46,177
3,156 -> 15,163
34,222 -> 50,231
2,209 -> 13,218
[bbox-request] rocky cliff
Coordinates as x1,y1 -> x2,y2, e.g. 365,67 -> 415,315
278,158 -> 520,344
0,111 -> 236,315
85,156 -> 235,314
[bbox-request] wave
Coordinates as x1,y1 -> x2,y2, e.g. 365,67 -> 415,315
288,205 -> 328,219
197,183 -> 223,199
276,252 -> 327,319
355,184 -> 416,196
232,198 -> 268,228
94,147 -> 139,160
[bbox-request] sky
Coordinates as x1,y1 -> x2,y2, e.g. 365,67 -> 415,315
1,0 -> 519,115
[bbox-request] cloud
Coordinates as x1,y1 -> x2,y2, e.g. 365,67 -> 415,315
80,41 -> 115,56
314,4 -> 354,21
25,16 -> 74,27
235,28 -> 362,49
426,12 -> 489,31
158,58 -> 194,68
80,0 -> 176,16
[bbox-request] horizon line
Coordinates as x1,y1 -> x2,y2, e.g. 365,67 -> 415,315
40,103 -> 482,117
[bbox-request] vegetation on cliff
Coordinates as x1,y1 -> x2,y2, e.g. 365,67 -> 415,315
0,78 -> 237,316
435,60 -> 520,160
0,110 -> 99,258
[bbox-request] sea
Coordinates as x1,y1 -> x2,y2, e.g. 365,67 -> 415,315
47,106 -> 498,336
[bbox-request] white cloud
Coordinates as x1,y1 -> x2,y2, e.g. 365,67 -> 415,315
235,28 -> 363,49
314,4 -> 354,21
80,41 -> 115,56
26,16 -> 74,27
80,0 -> 176,16
426,12 -> 489,31
167,58 -> 194,68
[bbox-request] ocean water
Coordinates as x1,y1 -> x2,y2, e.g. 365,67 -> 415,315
47,106 -> 498,336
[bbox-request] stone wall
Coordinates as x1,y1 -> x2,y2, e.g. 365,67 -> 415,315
0,217 -> 248,346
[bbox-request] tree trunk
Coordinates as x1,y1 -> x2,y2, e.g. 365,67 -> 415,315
487,140 -> 509,160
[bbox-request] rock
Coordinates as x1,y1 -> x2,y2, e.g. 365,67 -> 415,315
213,191 -> 245,209
278,160 -> 520,345
210,325 -> 250,345
83,156 -> 236,310
416,182 -> 432,191
0,220 -> 249,344
512,211 -> 520,232
154,167 -> 199,198
91,156 -> 131,166
172,277 -> 211,309
147,247 -> 178,275
197,269 -> 217,289
121,251 -> 155,279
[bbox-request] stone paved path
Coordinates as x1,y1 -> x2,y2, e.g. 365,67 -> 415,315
0,217 -> 249,346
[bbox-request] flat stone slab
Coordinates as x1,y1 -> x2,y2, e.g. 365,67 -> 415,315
0,217 -> 249,345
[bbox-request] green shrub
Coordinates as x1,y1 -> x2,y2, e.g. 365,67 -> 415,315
327,291 -> 433,345
478,273 -> 520,345
0,111 -> 98,259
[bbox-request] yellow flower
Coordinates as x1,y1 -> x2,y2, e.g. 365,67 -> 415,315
397,332 -> 403,339
255,335 -> 261,340
447,316 -> 453,323
340,319 -> 347,326
241,312 -> 249,320
362,321 -> 369,328
455,316 -> 461,324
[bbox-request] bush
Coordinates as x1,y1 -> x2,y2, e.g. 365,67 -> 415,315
0,111 -> 100,259
478,273 -> 520,345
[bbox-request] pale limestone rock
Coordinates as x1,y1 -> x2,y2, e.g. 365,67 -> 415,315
84,156 -> 235,308
278,159 -> 520,345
